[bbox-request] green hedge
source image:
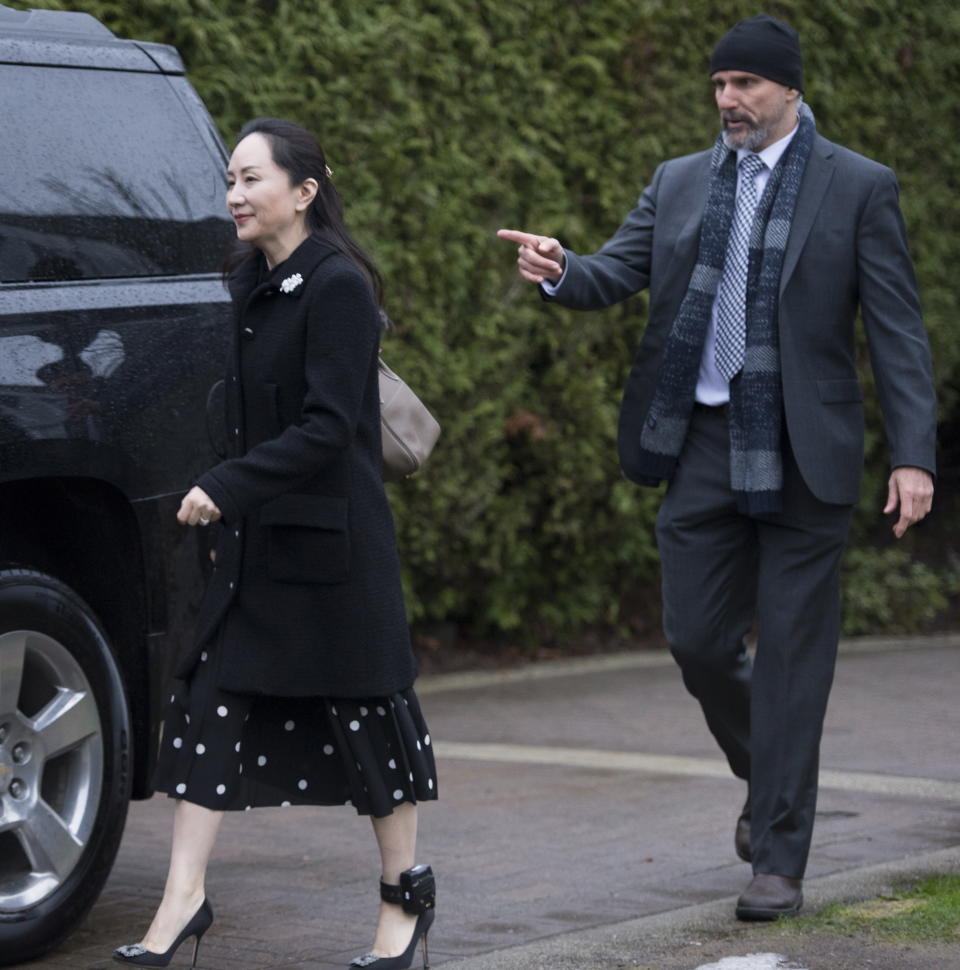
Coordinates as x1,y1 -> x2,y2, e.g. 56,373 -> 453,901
16,0 -> 960,639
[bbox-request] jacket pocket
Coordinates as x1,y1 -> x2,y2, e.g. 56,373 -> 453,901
816,378 -> 863,404
260,493 -> 350,584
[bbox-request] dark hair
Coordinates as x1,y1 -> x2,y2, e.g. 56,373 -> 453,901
223,117 -> 384,304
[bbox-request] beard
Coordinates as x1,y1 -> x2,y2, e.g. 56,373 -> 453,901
720,97 -> 791,151
721,115 -> 770,151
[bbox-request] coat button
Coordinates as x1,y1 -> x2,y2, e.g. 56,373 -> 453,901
242,327 -> 254,340
229,581 -> 234,589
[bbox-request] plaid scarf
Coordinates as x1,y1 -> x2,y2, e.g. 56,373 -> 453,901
635,104 -> 815,515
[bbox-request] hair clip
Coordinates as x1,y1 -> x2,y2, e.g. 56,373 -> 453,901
325,165 -> 334,179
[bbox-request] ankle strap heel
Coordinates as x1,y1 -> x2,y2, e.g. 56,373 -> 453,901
350,866 -> 436,970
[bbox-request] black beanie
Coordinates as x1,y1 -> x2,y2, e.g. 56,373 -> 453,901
710,14 -> 804,92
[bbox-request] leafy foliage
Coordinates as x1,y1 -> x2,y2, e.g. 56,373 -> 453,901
15,0 -> 959,639
841,547 -> 954,636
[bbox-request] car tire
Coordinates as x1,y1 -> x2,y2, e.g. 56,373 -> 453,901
0,569 -> 132,965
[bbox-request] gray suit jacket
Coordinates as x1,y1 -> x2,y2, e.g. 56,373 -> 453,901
544,133 -> 936,505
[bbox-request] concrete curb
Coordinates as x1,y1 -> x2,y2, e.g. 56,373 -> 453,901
436,845 -> 960,970
417,634 -> 960,696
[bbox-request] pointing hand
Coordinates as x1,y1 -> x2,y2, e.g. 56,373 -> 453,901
497,228 -> 566,284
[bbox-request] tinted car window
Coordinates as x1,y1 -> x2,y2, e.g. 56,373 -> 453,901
0,65 -> 229,282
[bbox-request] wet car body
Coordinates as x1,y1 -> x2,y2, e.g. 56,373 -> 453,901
0,5 -> 233,962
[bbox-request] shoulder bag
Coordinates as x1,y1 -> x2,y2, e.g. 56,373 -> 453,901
378,356 -> 441,481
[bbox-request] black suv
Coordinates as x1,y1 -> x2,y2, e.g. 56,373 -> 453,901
0,6 -> 232,963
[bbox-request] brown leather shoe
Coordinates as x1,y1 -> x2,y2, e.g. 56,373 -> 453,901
734,796 -> 751,862
735,874 -> 803,921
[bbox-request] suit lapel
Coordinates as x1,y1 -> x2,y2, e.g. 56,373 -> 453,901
664,153 -> 713,295
779,135 -> 836,294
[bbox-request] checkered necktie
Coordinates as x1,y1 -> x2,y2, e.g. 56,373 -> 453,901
715,153 -> 765,380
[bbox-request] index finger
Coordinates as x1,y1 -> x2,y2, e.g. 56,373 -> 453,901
894,493 -> 916,537
497,228 -> 542,248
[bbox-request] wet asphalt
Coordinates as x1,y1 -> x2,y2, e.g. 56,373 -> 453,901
23,634 -> 960,970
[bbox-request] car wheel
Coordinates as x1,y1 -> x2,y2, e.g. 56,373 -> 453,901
0,569 -> 132,965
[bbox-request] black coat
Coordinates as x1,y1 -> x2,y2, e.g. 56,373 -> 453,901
176,236 -> 416,697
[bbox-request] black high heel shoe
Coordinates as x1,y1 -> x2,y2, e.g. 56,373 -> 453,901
350,865 -> 435,970
113,898 -> 214,968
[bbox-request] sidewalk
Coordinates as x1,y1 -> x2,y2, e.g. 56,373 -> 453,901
27,634 -> 960,970
436,846 -> 960,970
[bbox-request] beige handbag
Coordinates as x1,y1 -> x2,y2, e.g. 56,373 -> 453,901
378,356 -> 441,481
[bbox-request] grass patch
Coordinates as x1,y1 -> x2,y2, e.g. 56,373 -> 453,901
785,875 -> 960,943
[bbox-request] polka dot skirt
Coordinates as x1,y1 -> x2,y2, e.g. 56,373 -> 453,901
152,643 -> 437,817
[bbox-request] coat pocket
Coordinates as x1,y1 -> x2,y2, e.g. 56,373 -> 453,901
260,493 -> 350,584
816,378 -> 863,404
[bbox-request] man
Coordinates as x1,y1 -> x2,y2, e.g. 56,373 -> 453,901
499,14 -> 936,920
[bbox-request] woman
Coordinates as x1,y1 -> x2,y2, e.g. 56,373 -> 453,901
113,119 -> 437,970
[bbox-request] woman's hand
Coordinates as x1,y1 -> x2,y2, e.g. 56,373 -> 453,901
177,486 -> 222,527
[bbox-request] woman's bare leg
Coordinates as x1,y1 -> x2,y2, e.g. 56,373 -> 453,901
138,800 -> 224,951
369,802 -> 420,956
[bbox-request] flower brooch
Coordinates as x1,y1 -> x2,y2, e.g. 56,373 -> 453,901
280,272 -> 303,294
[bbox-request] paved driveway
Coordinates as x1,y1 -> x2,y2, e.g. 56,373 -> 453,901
27,636 -> 960,970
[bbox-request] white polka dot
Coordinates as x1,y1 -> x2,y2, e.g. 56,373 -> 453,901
235,742 -> 241,753
388,759 -> 397,770
217,705 -> 228,717
345,799 -> 352,806
428,778 -> 434,790
298,779 -> 308,790
409,772 -> 414,782
170,694 -> 175,703
393,789 -> 403,800
196,743 -> 206,755
403,698 -> 409,705
244,805 -> 252,811
323,744 -> 334,755
172,737 -> 182,749
257,755 -> 267,766
176,783 -> 186,794
200,651 -> 208,662
356,761 -> 363,771
331,705 -> 338,716
360,706 -> 368,716
376,706 -> 386,716
216,784 -> 226,795
184,715 -> 190,725
238,764 -> 243,774
349,720 -> 360,732
284,720 -> 295,731
424,734 -> 431,746
281,801 -> 291,807
416,740 -> 422,751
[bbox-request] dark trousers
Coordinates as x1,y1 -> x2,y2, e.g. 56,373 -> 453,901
655,405 -> 853,878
